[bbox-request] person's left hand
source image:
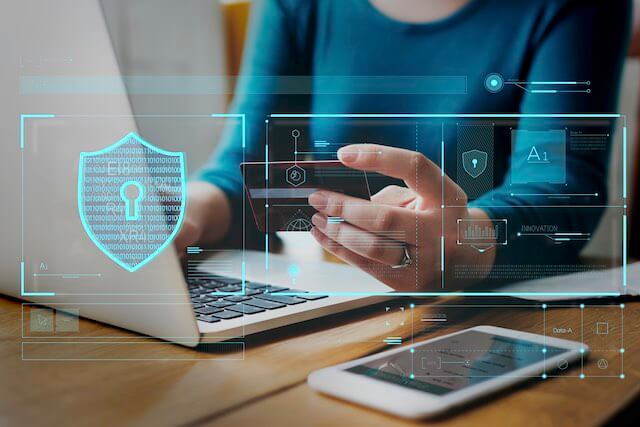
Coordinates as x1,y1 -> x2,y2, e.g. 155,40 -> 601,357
308,144 -> 492,291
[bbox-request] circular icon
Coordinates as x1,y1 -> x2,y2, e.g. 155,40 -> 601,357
557,359 -> 569,370
484,73 -> 504,93
291,129 -> 300,138
285,217 -> 312,232
597,358 -> 609,370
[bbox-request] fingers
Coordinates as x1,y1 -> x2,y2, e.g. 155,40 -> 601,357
174,219 -> 200,258
309,190 -> 429,246
371,185 -> 416,207
338,144 -> 441,199
310,227 -> 396,283
311,213 -> 407,266
311,226 -> 420,292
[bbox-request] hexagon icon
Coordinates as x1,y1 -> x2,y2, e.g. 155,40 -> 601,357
286,165 -> 306,187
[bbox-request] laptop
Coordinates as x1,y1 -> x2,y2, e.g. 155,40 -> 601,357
0,0 -> 391,348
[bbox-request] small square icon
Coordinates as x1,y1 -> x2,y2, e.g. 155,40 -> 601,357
595,322 -> 609,335
30,307 -> 54,332
510,129 -> 566,185
56,308 -> 80,332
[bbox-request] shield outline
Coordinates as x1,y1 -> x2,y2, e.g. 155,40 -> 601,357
462,149 -> 488,178
77,132 -> 186,272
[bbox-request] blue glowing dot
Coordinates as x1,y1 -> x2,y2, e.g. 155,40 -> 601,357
409,374 -> 415,379
620,348 -> 625,353
541,373 -> 547,379
580,374 -> 585,379
580,304 -> 585,309
542,304 -> 547,309
580,348 -> 585,354
409,303 -> 415,308
410,348 -> 415,353
288,264 -> 300,277
620,374 -> 625,379
620,303 -> 625,309
542,348 -> 547,353
485,73 -> 504,93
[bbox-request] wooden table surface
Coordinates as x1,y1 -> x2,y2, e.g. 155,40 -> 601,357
1,292 -> 638,427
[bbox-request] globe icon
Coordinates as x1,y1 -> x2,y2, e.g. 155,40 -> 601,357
286,217 -> 312,232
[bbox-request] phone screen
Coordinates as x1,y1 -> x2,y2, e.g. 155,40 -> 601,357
346,330 -> 570,396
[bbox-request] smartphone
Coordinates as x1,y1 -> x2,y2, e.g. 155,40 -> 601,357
241,160 -> 371,232
308,325 -> 586,419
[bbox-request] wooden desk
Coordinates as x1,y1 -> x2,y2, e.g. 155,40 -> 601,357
1,293 -> 638,426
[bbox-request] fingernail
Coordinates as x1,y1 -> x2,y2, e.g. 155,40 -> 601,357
312,213 -> 327,230
309,191 -> 328,210
337,146 -> 357,163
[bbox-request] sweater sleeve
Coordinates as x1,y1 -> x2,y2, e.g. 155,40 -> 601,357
471,0 -> 631,269
194,0 -> 311,243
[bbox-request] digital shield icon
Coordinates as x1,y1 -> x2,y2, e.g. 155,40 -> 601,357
78,132 -> 186,272
462,149 -> 488,179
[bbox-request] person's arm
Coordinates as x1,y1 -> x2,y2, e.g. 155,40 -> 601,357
472,0 -> 632,271
179,0 -> 311,252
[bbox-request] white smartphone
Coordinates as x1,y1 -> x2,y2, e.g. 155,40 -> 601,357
308,325 -> 586,419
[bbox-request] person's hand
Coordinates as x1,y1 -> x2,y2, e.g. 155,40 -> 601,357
308,144 -> 495,291
173,181 -> 232,258
174,210 -> 204,259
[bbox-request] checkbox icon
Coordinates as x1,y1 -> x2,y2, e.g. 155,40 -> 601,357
30,307 -> 54,332
596,322 -> 609,335
56,308 -> 80,332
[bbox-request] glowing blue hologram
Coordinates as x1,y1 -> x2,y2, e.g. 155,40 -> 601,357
461,149 -> 488,178
484,73 -> 504,93
78,132 -> 186,272
288,263 -> 300,278
510,129 -> 566,185
119,180 -> 145,221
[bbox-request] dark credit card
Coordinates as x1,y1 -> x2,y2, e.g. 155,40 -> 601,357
241,160 -> 371,232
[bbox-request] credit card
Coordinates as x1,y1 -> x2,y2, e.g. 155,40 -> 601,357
241,160 -> 371,232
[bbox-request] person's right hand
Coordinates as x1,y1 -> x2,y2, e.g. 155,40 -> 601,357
173,181 -> 232,258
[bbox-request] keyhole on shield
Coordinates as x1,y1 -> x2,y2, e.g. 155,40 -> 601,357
120,181 -> 144,221
472,158 -> 478,169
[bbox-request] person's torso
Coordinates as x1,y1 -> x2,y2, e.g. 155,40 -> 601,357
277,0 -> 566,191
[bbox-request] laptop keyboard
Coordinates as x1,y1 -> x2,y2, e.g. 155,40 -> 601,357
188,276 -> 328,323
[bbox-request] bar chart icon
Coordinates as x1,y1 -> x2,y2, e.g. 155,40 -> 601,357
457,219 -> 507,245
463,223 -> 498,240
